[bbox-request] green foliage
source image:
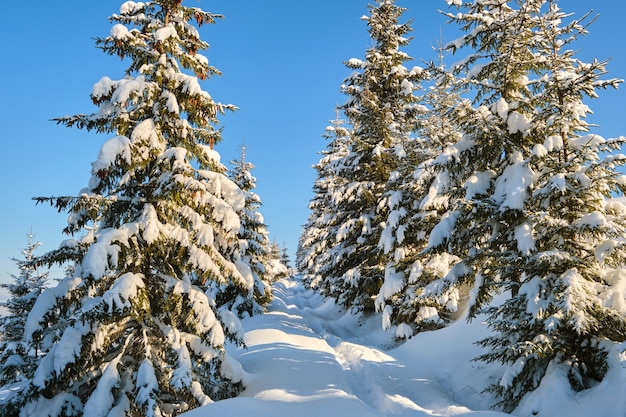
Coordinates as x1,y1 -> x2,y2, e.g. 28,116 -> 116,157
300,0 -> 426,314
301,0 -> 626,411
438,0 -> 626,410
9,2 -> 251,416
0,233 -> 48,399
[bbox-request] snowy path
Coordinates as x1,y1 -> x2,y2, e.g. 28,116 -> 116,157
287,282 -> 469,416
183,279 -> 511,417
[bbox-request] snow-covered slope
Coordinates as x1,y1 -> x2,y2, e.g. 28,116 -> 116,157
181,278 -> 626,417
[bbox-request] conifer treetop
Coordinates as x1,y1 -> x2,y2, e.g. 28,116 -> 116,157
15,2 -> 250,416
55,0 -> 236,171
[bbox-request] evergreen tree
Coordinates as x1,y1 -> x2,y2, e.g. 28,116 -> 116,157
10,2 -> 251,416
424,0 -> 549,323
428,0 -> 626,410
211,145 -> 274,318
298,111 -> 351,292
279,245 -> 291,272
0,233 -> 48,416
268,241 -> 290,281
307,0 -> 426,311
375,51 -> 464,337
467,1 -> 626,410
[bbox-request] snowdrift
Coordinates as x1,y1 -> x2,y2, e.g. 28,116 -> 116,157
182,278 -> 626,417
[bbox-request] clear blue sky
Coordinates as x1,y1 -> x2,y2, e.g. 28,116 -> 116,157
1,0 -> 625,285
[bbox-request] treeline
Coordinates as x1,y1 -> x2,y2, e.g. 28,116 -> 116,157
297,0 -> 626,411
0,1 -> 289,416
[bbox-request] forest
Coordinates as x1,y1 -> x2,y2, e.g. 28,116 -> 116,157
2,0 -> 626,416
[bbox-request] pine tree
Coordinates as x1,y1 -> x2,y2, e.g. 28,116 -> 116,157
427,0 -> 626,410
375,49 -> 465,337
11,2 -> 251,416
465,1 -> 626,410
0,234 -> 48,416
210,145 -> 274,318
308,0 -> 426,312
268,241 -> 290,281
298,111 -> 351,292
423,0 -> 550,325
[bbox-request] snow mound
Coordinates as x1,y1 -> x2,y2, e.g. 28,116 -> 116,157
181,279 -> 502,417
180,278 -> 626,417
11,277 -> 624,417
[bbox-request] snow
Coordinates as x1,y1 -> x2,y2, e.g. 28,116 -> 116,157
24,276 -> 82,343
464,170 -> 494,200
139,204 -> 160,244
91,76 -> 115,100
100,272 -> 145,312
20,392 -> 83,417
177,279 -> 525,417
428,210 -> 458,248
235,259 -> 255,290
179,278 -> 626,417
492,152 -> 533,211
7,277 -> 626,416
110,24 -> 129,40
495,97 -> 509,120
119,1 -> 145,15
162,90 -> 180,114
167,277 -> 222,340
574,211 -> 608,229
131,118 -> 164,153
112,76 -> 149,107
348,57 -> 365,69
169,329 -> 194,390
83,355 -> 122,417
514,222 -> 535,256
570,134 -> 605,149
136,359 -> 160,416
547,173 -> 566,193
375,266 -> 405,311
602,269 -> 626,314
198,170 -> 246,216
91,135 -> 131,174
507,111 -> 532,135
421,171 -> 449,210
155,26 -> 178,43
32,324 -> 91,389
82,227 -> 133,280
400,79 -> 414,95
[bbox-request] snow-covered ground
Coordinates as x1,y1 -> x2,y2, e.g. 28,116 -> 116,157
182,278 -> 626,417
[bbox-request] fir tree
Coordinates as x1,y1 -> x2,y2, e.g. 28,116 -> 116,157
210,145 -> 274,318
279,245 -> 291,273
375,49 -> 465,337
467,1 -> 626,410
425,0 -> 550,323
298,111 -> 351,292
308,0 -> 425,311
429,0 -> 626,410
0,233 -> 48,416
268,241 -> 290,281
10,2 -> 251,416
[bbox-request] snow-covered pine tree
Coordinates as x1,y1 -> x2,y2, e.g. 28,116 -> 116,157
210,145 -> 273,318
314,0 -> 425,311
469,1 -> 626,410
0,234 -> 48,416
267,241 -> 290,281
298,111 -> 351,293
375,49 -> 465,338
279,246 -> 291,272
423,0 -> 555,325
13,2 -> 251,416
